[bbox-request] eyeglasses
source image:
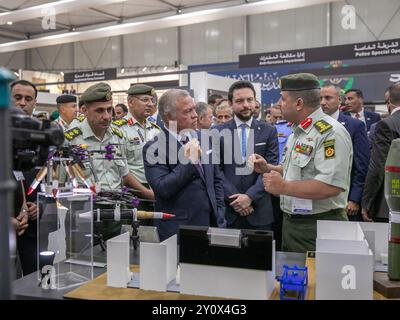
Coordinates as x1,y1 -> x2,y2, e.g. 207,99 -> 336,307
132,96 -> 156,104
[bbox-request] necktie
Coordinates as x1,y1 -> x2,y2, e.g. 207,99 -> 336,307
355,113 -> 360,119
240,123 -> 248,161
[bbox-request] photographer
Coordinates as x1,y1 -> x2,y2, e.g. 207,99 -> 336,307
11,80 -> 39,276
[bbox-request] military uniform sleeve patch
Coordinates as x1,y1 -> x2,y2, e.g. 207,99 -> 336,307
323,139 -> 335,159
77,115 -> 85,122
64,127 -> 82,141
112,118 -> 128,127
111,126 -> 124,139
314,120 -> 332,134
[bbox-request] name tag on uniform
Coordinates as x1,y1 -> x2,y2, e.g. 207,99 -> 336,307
292,197 -> 313,214
130,137 -> 141,145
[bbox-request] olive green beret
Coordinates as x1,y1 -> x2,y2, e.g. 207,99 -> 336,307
81,82 -> 112,103
127,84 -> 155,96
279,73 -> 320,91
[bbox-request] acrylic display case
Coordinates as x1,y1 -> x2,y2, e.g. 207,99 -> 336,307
37,191 -> 93,289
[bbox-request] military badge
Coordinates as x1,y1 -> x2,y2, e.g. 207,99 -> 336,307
64,127 -> 82,141
323,139 -> 335,159
295,142 -> 313,156
314,120 -> 332,134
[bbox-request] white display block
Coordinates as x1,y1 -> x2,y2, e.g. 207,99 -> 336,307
359,222 -> 389,262
107,232 -> 131,288
316,221 -> 373,300
139,235 -> 177,292
180,241 -> 276,300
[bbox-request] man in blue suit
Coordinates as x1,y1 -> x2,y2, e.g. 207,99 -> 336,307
344,88 -> 381,133
214,80 -> 279,231
321,85 -> 370,221
143,89 -> 226,241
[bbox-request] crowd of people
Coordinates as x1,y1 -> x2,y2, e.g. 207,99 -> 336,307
9,73 -> 400,277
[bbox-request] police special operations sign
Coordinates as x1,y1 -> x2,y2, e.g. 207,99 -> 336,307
64,68 -> 117,83
239,38 -> 400,68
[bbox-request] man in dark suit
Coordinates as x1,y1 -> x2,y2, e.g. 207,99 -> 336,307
214,80 -> 279,231
11,80 -> 40,276
321,85 -> 370,221
361,82 -> 400,222
143,89 -> 226,241
344,88 -> 381,133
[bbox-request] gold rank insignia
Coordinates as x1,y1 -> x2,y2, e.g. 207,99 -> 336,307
111,126 -> 123,138
76,115 -> 85,122
314,120 -> 332,134
150,122 -> 160,130
323,139 -> 335,159
64,127 -> 82,141
112,118 -> 128,127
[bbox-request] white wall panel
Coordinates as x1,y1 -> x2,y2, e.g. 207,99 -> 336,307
123,28 -> 177,67
75,36 -> 121,70
0,49 -> 25,70
249,4 -> 327,53
181,17 -> 245,65
30,43 -> 74,70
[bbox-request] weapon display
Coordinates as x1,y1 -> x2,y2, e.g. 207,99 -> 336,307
385,138 -> 400,281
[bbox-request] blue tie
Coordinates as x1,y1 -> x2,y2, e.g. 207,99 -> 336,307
240,123 -> 247,161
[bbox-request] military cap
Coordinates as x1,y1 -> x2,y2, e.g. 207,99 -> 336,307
279,73 -> 320,91
127,84 -> 155,96
56,94 -> 77,104
80,82 -> 112,103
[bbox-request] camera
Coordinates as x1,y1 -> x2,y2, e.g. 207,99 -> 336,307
10,107 -> 64,171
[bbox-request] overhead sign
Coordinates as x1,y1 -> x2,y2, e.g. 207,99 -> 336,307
64,68 -> 117,83
239,38 -> 400,68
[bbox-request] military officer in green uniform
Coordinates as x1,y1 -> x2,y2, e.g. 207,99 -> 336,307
251,73 -> 353,253
63,82 -> 152,242
54,94 -> 78,131
111,84 -> 159,205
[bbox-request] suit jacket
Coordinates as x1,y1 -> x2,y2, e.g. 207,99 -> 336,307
361,110 -> 400,218
215,118 -> 279,226
143,128 -> 226,241
338,113 -> 370,204
364,110 -> 381,132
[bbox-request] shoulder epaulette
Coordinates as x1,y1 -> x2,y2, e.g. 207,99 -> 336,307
76,115 -> 85,122
150,121 -> 161,130
112,118 -> 128,127
111,126 -> 124,139
314,119 -> 333,134
64,127 -> 82,141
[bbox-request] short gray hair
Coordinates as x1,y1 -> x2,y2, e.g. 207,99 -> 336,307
215,101 -> 233,114
287,88 -> 321,109
195,102 -> 212,118
158,89 -> 191,121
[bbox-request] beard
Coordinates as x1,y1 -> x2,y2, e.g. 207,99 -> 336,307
235,111 -> 252,122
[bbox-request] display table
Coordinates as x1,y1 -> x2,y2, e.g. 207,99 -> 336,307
64,256 -> 393,300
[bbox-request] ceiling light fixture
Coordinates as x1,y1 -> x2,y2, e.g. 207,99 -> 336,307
142,66 -> 147,72
6,21 -> 12,25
